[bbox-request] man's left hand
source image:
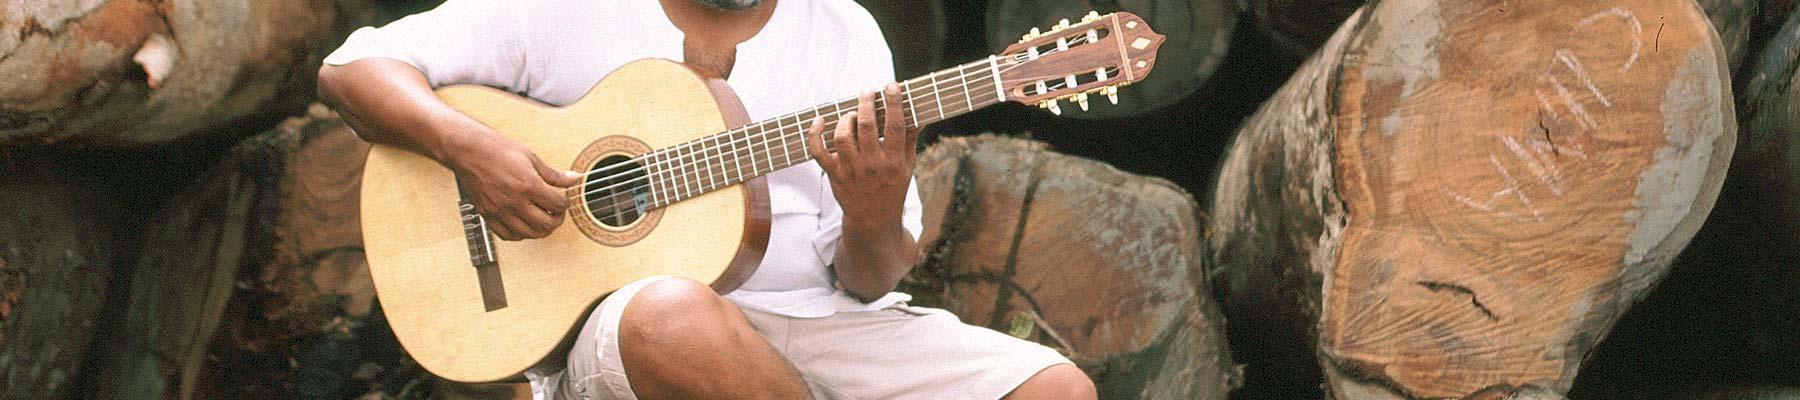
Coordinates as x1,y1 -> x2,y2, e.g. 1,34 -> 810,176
806,83 -> 919,230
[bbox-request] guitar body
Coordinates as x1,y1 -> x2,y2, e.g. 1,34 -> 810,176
360,59 -> 767,382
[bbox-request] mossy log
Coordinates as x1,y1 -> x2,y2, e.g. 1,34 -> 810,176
908,135 -> 1237,399
0,0 -> 384,146
985,0 -> 1237,119
1207,1 -> 1735,399
0,175 -> 118,399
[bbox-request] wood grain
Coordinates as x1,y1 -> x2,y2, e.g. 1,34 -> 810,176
1208,1 -> 1736,398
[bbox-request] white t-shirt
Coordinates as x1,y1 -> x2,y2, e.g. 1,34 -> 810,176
326,0 -> 922,316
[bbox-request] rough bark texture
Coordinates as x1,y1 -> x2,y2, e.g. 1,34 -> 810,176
907,135 -> 1237,399
0,0 -> 382,147
1700,0 -> 1761,71
1207,1 -> 1736,399
1568,8 -> 1800,398
0,174 -> 117,399
84,106 -> 411,399
985,0 -> 1237,119
1246,0 -> 1366,59
855,0 -> 947,80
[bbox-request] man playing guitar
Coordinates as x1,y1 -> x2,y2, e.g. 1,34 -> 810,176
317,0 -> 1096,398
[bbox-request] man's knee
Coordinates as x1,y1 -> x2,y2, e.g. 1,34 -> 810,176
619,277 -> 735,339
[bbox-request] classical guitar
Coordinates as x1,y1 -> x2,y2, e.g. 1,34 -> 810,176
360,12 -> 1164,382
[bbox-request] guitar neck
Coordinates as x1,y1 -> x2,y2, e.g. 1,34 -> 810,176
639,57 -> 1009,209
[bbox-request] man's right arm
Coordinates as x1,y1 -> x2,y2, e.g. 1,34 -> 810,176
315,1 -> 580,240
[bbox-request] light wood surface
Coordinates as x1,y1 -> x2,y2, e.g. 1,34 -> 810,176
361,59 -> 755,382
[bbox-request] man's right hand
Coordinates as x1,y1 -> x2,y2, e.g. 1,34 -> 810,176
443,130 -> 584,241
318,59 -> 581,241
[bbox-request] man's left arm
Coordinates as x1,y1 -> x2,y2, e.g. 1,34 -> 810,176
806,83 -> 922,303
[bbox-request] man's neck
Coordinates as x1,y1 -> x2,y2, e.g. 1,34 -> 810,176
659,0 -> 778,79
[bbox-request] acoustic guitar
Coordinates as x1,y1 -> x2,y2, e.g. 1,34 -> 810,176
360,12 -> 1164,382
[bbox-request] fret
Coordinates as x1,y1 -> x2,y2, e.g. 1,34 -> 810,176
681,142 -> 697,198
644,152 -> 660,208
726,131 -> 744,184
703,136 -> 719,192
936,69 -> 950,121
958,67 -> 974,113
903,81 -> 920,127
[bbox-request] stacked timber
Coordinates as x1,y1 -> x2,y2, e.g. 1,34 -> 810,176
985,0 -> 1237,119
76,105 -> 526,399
0,0 -> 382,146
0,172 -> 118,398
1206,1 -> 1735,399
907,135 -> 1237,399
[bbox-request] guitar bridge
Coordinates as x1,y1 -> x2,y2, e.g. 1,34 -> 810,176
460,195 -> 508,311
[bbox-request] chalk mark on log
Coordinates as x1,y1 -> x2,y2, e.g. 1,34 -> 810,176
1415,281 -> 1498,321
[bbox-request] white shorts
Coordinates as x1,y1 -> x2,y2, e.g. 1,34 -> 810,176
551,276 -> 1071,400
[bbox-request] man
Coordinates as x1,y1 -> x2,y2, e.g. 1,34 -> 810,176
316,0 -> 1098,399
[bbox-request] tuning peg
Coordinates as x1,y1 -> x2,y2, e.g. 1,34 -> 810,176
1041,99 -> 1062,115
1056,18 -> 1071,31
1022,27 -> 1041,42
1074,93 -> 1090,111
1104,86 -> 1119,105
1082,11 -> 1102,23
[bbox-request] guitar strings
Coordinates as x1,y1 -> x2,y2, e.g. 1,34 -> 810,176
579,76 -> 1006,223
558,58 -> 1003,196
574,58 -> 1026,223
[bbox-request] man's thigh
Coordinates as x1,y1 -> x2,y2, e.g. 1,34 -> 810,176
745,303 -> 1073,400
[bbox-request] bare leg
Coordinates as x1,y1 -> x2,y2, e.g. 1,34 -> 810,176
1002,364 -> 1097,400
616,277 -> 809,400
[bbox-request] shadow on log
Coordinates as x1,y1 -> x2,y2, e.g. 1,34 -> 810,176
1206,1 -> 1735,399
0,173 -> 118,398
906,135 -> 1237,399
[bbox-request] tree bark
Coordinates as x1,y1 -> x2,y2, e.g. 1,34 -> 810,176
0,175 -> 117,399
908,135 -> 1237,399
0,0 -> 385,147
985,0 -> 1237,119
1207,1 -> 1735,399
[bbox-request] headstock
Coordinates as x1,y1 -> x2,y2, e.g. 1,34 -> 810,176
997,12 -> 1165,115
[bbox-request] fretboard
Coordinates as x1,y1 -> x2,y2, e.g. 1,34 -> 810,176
633,57 -> 1011,209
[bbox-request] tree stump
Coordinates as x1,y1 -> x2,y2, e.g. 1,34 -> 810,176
0,0 -> 384,147
854,0 -> 947,80
1700,0 -> 1760,71
985,0 -> 1237,119
907,135 -> 1237,399
0,175 -> 117,399
1206,1 -> 1735,399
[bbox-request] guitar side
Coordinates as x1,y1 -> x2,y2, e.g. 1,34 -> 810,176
360,59 -> 765,382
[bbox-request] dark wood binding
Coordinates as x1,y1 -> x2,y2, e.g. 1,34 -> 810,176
688,64 -> 769,295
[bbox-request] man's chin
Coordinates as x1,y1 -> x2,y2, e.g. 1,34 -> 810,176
694,0 -> 762,12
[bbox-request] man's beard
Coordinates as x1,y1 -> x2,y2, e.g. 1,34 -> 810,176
694,0 -> 762,12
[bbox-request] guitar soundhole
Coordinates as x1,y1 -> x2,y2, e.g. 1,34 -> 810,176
584,155 -> 649,228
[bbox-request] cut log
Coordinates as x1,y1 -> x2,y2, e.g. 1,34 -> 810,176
85,105 -> 410,398
0,0 -> 387,147
1206,1 -> 1735,399
1567,9 -> 1800,397
0,175 -> 117,399
907,135 -> 1237,399
854,0 -> 947,80
985,0 -> 1237,119
1246,0 -> 1366,59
